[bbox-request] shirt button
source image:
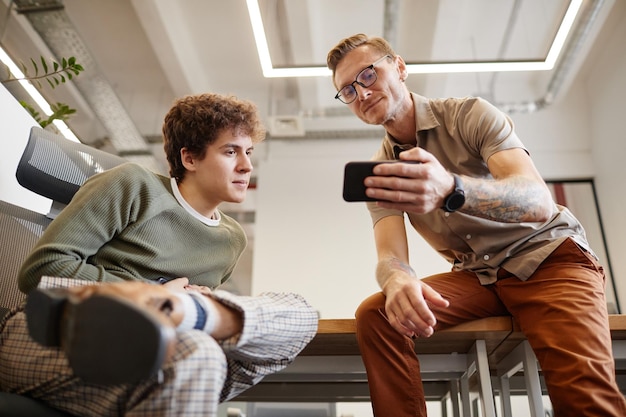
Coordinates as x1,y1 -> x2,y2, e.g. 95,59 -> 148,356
466,234 -> 472,239
483,254 -> 490,261
444,212 -> 450,218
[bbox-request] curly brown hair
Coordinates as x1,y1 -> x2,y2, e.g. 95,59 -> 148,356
326,33 -> 397,85
162,93 -> 266,181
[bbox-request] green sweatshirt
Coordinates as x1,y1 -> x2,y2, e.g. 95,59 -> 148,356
18,163 -> 247,293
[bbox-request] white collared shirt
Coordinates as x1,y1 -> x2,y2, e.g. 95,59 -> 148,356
170,177 -> 220,227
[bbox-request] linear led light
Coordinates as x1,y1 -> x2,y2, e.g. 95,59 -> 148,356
247,0 -> 582,78
0,45 -> 79,142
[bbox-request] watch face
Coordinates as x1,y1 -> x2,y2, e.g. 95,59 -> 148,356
447,193 -> 465,211
443,174 -> 465,212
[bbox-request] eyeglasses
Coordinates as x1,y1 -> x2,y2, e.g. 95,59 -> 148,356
334,55 -> 391,104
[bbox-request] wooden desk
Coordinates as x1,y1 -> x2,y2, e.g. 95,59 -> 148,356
610,315 -> 626,374
493,314 -> 626,364
611,314 -> 626,339
235,315 -> 626,406
301,316 -> 512,360
235,316 -> 513,407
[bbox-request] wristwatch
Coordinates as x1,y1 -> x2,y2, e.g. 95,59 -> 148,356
442,174 -> 465,213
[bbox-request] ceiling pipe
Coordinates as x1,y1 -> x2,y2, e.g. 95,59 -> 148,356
368,0 -> 605,116
275,0 -> 609,142
486,0 -> 524,101
498,0 -> 606,114
383,0 -> 400,47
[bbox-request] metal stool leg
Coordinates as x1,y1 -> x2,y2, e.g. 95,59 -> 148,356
496,340 -> 544,417
461,340 -> 496,417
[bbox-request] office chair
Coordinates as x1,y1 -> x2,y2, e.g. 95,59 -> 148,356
0,126 -> 125,416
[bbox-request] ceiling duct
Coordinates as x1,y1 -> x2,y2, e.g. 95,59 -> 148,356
11,0 -> 155,158
268,0 -> 399,141
9,0 -> 607,147
383,0 -> 400,47
498,0 -> 606,113
290,0 -> 608,141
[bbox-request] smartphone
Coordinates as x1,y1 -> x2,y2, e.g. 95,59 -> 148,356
343,160 -> 403,202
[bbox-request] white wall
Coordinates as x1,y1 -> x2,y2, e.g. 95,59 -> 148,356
512,82 -> 595,180
0,85 -> 51,214
251,138 -> 452,318
586,0 -> 626,310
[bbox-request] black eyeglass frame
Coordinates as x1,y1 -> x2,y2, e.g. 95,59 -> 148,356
334,55 -> 392,104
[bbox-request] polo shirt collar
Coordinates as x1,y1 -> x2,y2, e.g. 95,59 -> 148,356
384,92 -> 440,155
412,92 -> 440,132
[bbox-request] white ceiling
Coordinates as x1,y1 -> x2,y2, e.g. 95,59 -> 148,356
1,0 -> 608,167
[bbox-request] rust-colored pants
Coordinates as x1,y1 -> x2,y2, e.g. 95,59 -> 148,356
356,238 -> 626,416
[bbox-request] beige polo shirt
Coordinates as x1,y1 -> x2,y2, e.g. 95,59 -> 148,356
368,93 -> 592,284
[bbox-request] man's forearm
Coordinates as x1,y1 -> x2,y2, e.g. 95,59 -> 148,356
376,257 -> 417,290
461,175 -> 553,223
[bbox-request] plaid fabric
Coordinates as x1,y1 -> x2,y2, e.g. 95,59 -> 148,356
0,277 -> 318,416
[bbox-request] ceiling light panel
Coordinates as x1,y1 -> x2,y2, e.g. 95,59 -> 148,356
247,0 -> 582,77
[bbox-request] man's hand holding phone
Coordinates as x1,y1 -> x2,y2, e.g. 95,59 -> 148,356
342,147 -> 456,214
343,159 -> 423,202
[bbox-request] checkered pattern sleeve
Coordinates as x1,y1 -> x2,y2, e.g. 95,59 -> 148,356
37,276 -> 319,402
38,275 -> 89,289
209,290 -> 319,402
26,276 -> 319,404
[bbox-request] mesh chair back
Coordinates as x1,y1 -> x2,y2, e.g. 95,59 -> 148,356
1,127 -> 126,317
0,202 -> 52,316
16,126 -> 126,206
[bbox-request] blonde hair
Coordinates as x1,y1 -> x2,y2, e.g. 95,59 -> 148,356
327,33 -> 397,78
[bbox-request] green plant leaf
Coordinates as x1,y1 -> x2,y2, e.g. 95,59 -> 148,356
30,58 -> 39,76
19,100 -> 48,127
1,55 -> 84,89
40,56 -> 48,74
8,56 -> 82,130
20,100 -> 78,129
47,102 -> 77,125
19,100 -> 41,121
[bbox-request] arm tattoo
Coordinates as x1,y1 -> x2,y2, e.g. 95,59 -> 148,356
462,175 -> 551,223
376,257 -> 416,288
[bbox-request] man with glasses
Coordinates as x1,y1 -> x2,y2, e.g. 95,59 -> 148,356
327,33 -> 625,416
334,54 -> 391,104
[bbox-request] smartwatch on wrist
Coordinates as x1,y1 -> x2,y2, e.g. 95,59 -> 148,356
442,174 -> 465,213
